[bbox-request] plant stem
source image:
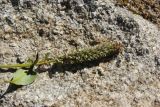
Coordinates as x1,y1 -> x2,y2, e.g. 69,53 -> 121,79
0,60 -> 55,68
0,41 -> 122,69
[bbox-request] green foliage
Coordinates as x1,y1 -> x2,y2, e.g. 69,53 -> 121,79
58,41 -> 121,64
10,69 -> 37,85
10,53 -> 39,86
0,41 -> 122,86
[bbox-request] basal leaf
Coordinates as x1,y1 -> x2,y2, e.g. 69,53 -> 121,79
10,69 -> 37,85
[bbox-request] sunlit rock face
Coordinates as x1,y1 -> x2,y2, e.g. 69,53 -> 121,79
0,0 -> 160,107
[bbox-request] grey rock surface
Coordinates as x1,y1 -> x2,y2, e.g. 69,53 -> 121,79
0,0 -> 160,107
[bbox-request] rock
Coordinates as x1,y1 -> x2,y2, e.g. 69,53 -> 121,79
155,56 -> 160,67
0,0 -> 160,106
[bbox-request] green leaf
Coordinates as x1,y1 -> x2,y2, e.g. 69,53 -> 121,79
10,69 -> 37,85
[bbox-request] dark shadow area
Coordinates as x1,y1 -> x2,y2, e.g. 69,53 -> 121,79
0,53 -> 118,97
48,53 -> 118,78
0,68 -> 16,73
10,0 -> 19,7
0,83 -> 22,99
0,52 -> 119,75
60,0 -> 71,12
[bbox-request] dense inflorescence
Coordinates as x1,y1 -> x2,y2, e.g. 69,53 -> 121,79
0,41 -> 122,69
57,41 -> 121,65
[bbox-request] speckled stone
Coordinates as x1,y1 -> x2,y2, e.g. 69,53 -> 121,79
0,0 -> 160,107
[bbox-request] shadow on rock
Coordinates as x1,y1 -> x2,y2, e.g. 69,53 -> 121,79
48,54 -> 118,78
0,68 -> 17,73
0,83 -> 22,99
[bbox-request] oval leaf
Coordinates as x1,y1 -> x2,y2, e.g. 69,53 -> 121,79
10,69 -> 37,85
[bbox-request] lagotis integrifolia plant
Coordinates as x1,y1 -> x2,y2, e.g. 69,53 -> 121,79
0,41 -> 122,85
